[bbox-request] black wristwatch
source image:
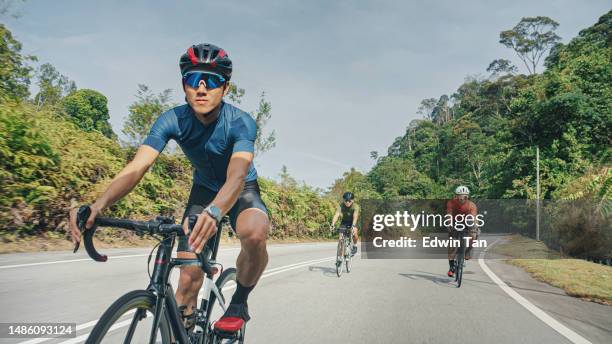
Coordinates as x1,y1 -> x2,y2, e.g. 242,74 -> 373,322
204,204 -> 222,223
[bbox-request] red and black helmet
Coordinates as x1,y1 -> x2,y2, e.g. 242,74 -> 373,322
179,43 -> 232,80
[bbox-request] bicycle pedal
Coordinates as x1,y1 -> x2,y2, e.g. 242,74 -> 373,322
214,328 -> 240,339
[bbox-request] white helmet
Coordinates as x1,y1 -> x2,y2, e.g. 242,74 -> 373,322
455,185 -> 470,195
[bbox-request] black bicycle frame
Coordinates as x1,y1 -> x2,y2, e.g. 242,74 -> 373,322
142,223 -> 224,344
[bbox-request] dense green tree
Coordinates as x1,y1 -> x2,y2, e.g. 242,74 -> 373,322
0,24 -> 35,102
369,157 -> 444,199
62,89 -> 115,139
329,168 -> 380,201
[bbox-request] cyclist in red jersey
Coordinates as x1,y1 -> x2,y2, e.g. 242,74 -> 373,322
446,185 -> 479,277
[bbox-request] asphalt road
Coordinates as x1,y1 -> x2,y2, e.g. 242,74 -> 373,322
0,237 -> 610,344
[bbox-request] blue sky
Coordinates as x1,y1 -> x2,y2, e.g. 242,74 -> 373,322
4,0 -> 610,188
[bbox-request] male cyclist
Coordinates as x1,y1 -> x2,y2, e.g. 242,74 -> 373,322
69,44 -> 269,334
446,185 -> 479,277
331,192 -> 360,256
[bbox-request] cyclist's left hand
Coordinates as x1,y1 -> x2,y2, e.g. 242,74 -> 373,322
187,212 -> 218,254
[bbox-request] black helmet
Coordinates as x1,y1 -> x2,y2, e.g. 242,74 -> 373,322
179,43 -> 232,80
342,192 -> 354,201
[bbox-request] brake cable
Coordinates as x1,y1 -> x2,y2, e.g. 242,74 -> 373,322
146,234 -> 172,279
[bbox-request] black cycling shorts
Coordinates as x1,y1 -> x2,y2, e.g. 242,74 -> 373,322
177,180 -> 268,252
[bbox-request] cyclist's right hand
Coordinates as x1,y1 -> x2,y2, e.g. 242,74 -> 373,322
69,203 -> 102,245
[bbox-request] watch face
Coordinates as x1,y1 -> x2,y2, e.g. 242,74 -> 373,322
208,205 -> 221,220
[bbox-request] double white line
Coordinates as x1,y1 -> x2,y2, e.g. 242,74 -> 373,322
18,256 -> 335,344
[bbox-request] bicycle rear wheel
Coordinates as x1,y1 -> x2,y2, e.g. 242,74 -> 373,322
86,290 -> 171,344
336,237 -> 344,277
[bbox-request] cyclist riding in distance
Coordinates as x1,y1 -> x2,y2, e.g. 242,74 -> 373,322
446,185 -> 479,278
331,192 -> 360,256
68,43 -> 269,334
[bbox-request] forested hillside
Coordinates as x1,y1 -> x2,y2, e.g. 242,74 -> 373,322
331,11 -> 610,202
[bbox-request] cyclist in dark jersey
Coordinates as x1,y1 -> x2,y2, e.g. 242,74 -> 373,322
331,192 -> 360,256
69,44 -> 268,334
446,185 -> 479,277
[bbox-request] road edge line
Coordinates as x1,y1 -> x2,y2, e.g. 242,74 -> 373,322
478,240 -> 592,344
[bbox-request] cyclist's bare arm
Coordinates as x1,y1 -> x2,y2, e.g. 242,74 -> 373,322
69,145 -> 159,243
331,208 -> 341,228
352,207 -> 360,227
470,202 -> 479,234
188,151 -> 253,253
214,151 -> 254,214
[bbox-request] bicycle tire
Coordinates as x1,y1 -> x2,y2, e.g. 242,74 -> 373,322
336,237 -> 344,277
86,290 -> 172,344
456,245 -> 464,288
206,267 -> 246,344
345,239 -> 352,273
207,268 -> 237,321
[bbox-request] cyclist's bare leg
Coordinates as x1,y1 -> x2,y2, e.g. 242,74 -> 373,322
352,227 -> 359,246
176,253 -> 204,317
447,230 -> 458,274
235,208 -> 269,288
448,231 -> 458,261
336,232 -> 345,261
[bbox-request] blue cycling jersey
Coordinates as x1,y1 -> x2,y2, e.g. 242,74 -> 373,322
143,102 -> 258,192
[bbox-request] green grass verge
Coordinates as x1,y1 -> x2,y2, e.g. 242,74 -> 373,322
492,234 -> 611,305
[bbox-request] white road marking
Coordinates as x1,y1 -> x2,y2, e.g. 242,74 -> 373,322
0,243 -> 335,270
479,240 -> 592,344
0,255 -> 147,269
0,248 -> 239,270
22,255 -> 337,344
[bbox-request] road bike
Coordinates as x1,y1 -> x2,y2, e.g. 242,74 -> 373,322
74,205 -> 245,344
335,225 -> 353,277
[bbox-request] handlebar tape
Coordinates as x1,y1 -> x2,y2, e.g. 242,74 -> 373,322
76,205 -> 108,262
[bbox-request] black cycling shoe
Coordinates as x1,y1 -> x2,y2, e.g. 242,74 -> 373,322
447,265 -> 456,277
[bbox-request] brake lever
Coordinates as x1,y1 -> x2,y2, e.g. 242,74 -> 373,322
73,205 -> 91,253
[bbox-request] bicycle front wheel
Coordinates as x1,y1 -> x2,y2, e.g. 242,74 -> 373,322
456,245 -> 465,288
336,238 -> 344,277
345,240 -> 352,273
86,290 -> 171,344
207,267 -> 237,321
206,267 -> 246,344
